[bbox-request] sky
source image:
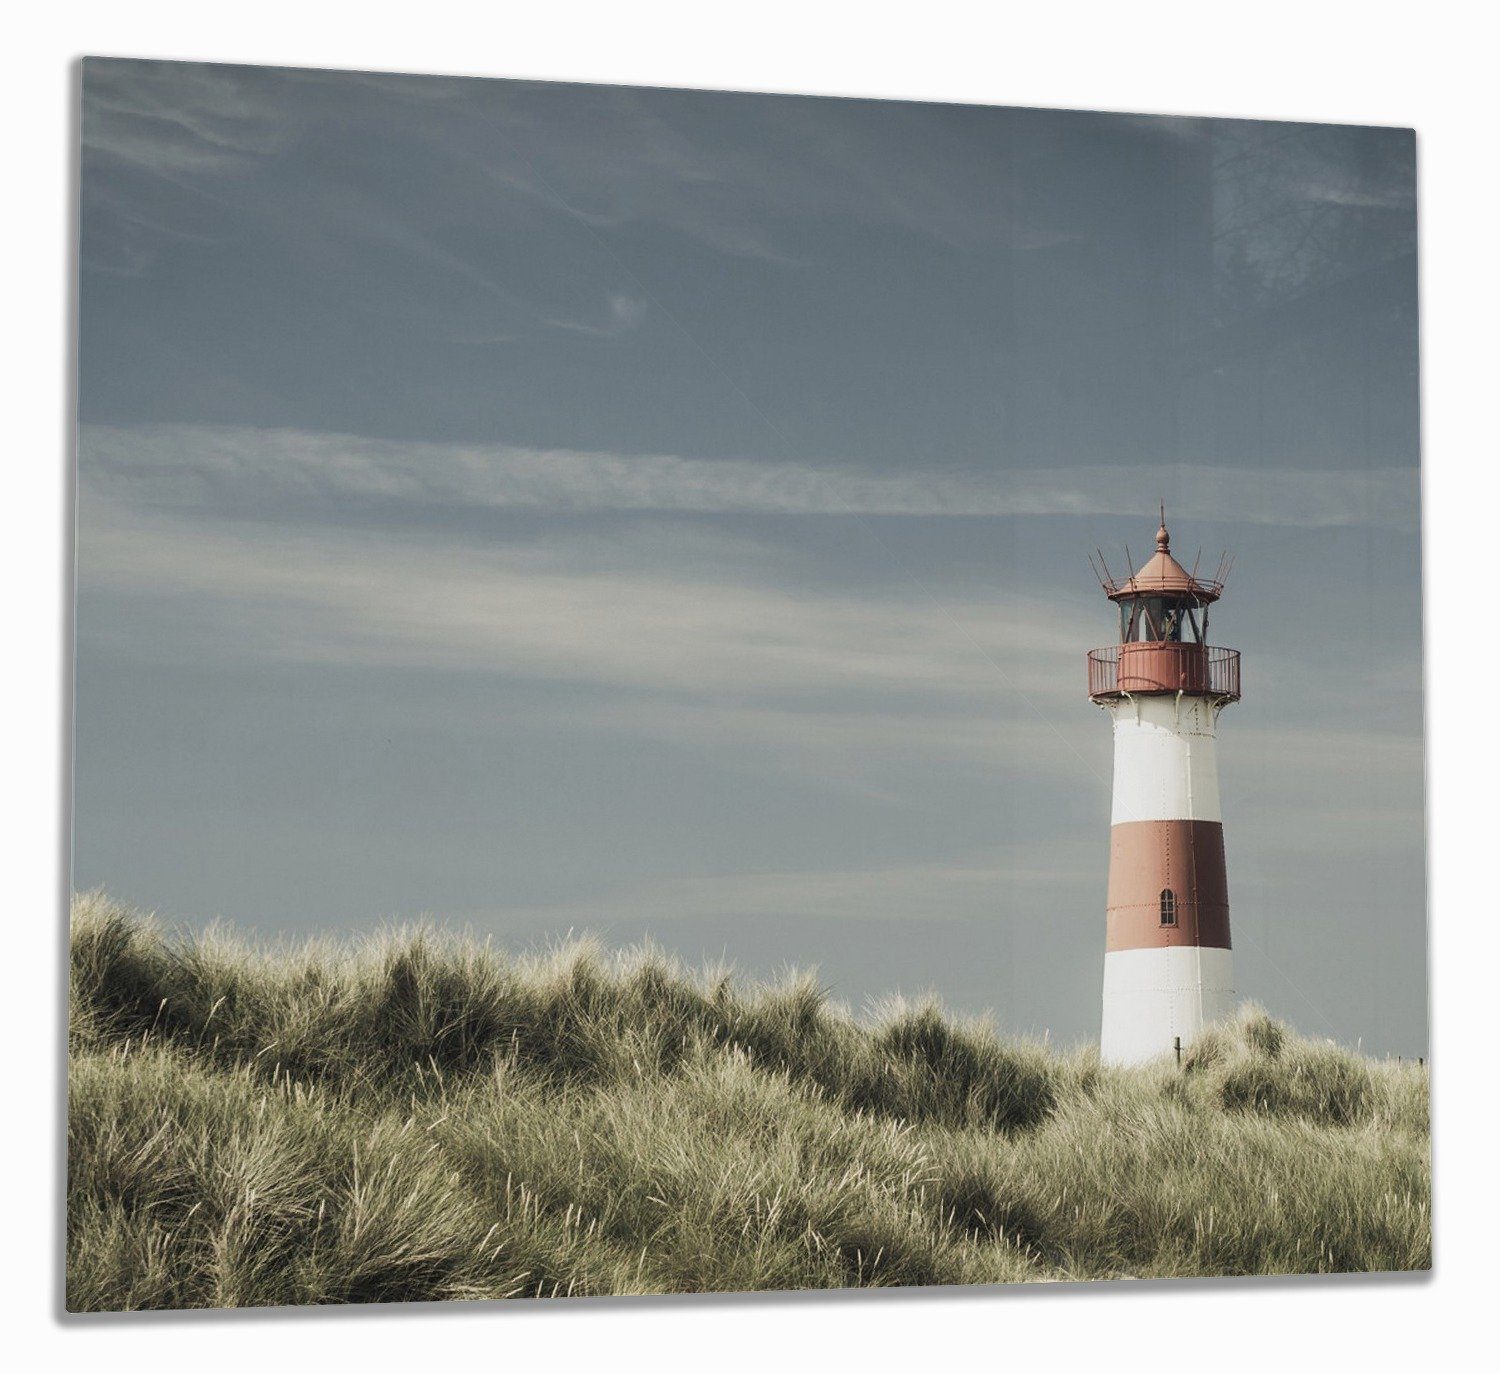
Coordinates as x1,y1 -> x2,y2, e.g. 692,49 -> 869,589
74,59 -> 1426,1054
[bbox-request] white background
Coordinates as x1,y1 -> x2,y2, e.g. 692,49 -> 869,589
6,1 -> 1493,1366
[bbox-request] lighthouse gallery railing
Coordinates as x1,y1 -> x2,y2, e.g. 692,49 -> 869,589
1087,644 -> 1240,701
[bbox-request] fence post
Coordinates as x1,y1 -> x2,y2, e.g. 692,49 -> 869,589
1173,1035 -> 1182,1067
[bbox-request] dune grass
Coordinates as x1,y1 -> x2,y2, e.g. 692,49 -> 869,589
66,893 -> 1431,1310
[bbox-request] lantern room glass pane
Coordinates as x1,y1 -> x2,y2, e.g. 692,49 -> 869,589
1118,597 -> 1211,643
1141,597 -> 1165,639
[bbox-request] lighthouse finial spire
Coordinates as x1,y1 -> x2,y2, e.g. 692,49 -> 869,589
1156,502 -> 1170,553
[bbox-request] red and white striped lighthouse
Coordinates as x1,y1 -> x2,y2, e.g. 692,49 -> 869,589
1087,515 -> 1241,1065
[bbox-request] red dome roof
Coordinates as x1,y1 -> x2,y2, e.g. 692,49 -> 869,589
1100,518 -> 1225,604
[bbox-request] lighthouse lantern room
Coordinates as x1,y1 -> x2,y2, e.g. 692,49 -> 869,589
1087,515 -> 1241,1066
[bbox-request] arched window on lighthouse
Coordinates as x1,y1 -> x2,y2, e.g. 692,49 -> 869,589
1159,888 -> 1177,927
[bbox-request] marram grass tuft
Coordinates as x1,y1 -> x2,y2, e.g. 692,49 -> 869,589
66,894 -> 1431,1310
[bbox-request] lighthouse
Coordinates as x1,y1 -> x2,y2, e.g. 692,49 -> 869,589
1087,514 -> 1241,1065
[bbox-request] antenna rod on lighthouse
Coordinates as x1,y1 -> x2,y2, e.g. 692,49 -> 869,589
1092,549 -> 1116,594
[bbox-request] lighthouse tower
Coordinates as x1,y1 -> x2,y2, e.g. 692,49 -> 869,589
1087,515 -> 1241,1065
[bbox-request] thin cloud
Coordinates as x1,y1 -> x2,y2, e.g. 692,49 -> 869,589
82,59 -> 289,176
476,845 -> 1103,929
79,498 -> 1085,702
79,62 -> 1102,269
81,424 -> 1419,529
544,291 -> 648,338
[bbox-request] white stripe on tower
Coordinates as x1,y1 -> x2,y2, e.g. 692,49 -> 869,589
1108,694 -> 1222,826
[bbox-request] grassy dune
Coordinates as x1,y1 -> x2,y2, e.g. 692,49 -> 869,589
67,894 -> 1431,1310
